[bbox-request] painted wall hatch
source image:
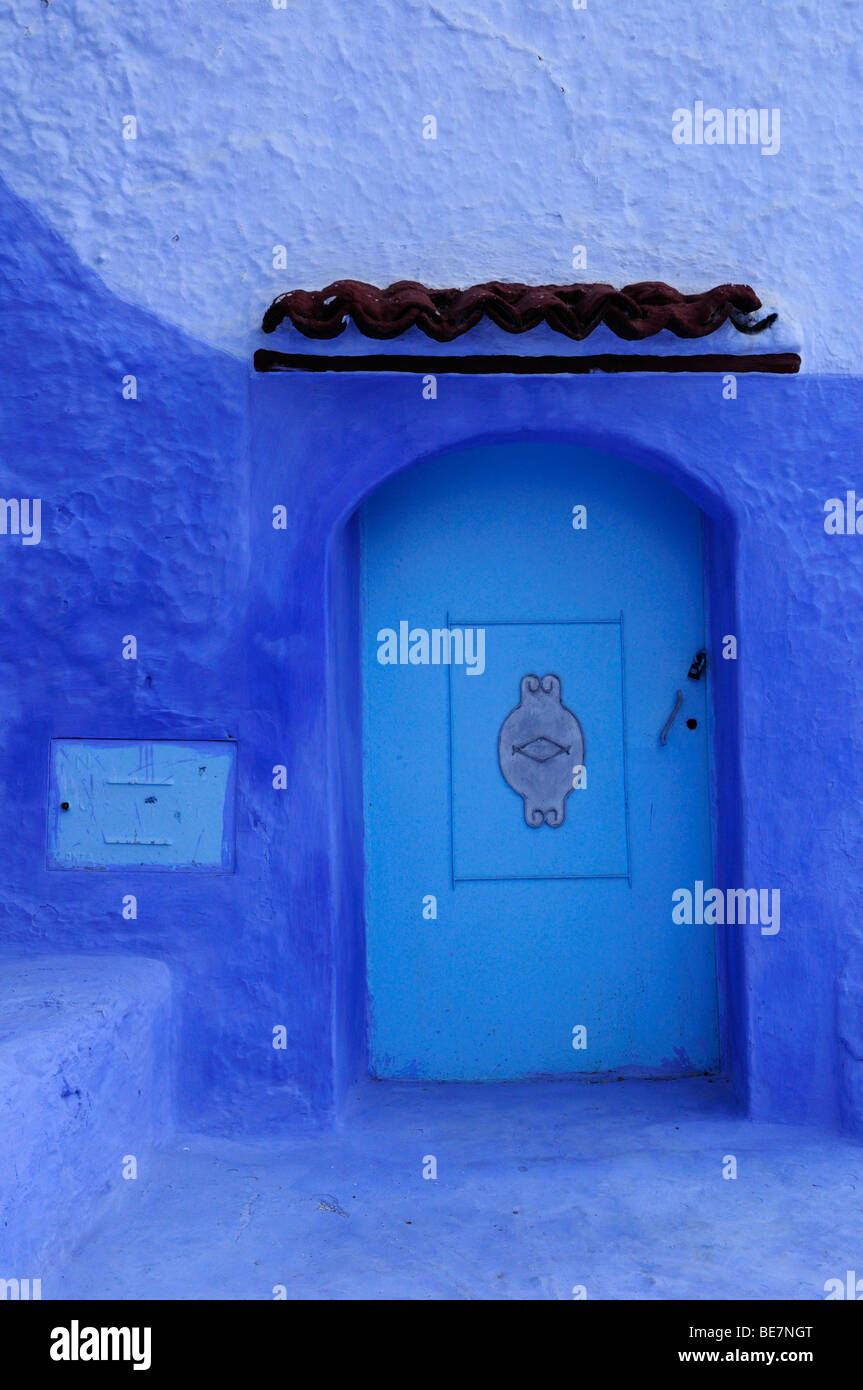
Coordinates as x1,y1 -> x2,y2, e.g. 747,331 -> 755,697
47,739 -> 237,870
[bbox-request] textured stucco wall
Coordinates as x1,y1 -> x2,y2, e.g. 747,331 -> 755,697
0,178 -> 332,1130
0,954 -> 171,1275
1,0 -> 861,370
250,366 -> 863,1136
1,4 -> 863,1138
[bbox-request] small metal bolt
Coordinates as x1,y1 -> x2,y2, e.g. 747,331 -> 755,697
60,801 -> 70,811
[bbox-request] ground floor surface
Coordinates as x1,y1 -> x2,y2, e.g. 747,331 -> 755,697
53,1077 -> 861,1300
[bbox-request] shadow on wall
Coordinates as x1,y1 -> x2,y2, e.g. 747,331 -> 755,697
0,175 -> 323,1133
2,171 -> 863,1154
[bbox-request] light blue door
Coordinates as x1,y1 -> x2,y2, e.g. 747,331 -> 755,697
361,443 -> 718,1079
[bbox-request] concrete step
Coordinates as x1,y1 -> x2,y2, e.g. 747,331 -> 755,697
0,954 -> 171,1288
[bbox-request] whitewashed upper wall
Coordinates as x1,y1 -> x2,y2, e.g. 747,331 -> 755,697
1,0 -> 860,370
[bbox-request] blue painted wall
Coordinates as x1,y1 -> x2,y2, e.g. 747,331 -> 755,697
257,365 -> 863,1135
1,2 -> 863,1138
0,0 -> 860,373
0,176 -> 324,1130
4,164 -> 863,1133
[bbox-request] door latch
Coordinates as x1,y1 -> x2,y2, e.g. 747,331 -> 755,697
688,649 -> 707,681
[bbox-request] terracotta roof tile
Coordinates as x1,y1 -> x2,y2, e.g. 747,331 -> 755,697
261,279 -> 774,343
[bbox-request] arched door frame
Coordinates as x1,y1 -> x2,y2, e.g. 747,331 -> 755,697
324,415 -> 745,1114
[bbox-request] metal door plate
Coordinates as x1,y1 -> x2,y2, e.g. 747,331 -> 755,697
498,674 -> 585,827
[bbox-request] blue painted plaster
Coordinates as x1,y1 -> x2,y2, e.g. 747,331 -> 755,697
0,0 -> 859,372
3,162 -> 863,1141
50,1078 -> 863,1300
0,954 -> 171,1274
257,364 -> 863,1137
0,0 -> 862,1297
